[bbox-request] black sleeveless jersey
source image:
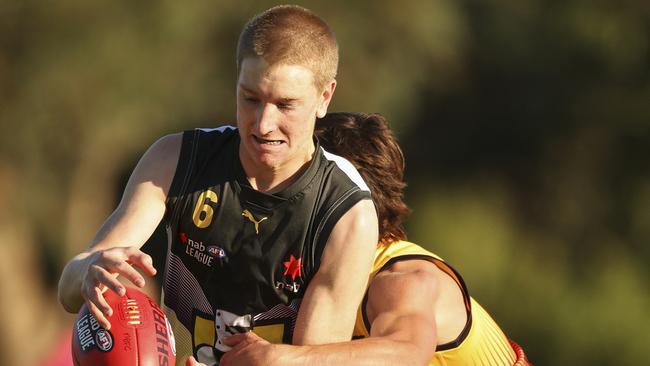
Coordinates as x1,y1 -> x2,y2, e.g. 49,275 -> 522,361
160,127 -> 371,365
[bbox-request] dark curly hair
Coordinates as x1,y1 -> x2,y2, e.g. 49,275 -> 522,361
315,112 -> 411,246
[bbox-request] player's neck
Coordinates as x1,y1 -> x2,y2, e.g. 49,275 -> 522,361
244,155 -> 314,194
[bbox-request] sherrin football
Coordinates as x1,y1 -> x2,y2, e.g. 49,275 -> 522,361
72,287 -> 176,366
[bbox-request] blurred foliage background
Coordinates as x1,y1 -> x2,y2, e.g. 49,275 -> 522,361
1,0 -> 648,365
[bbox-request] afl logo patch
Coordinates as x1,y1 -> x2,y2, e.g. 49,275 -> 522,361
95,329 -> 113,352
207,246 -> 227,258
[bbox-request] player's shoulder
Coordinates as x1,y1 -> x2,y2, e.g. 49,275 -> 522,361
319,147 -> 370,192
370,242 -> 446,301
374,258 -> 440,292
152,132 -> 183,149
128,133 -> 184,196
365,257 -> 440,320
144,132 -> 183,165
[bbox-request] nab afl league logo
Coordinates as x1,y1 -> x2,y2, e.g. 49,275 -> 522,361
207,245 -> 227,258
95,329 -> 113,352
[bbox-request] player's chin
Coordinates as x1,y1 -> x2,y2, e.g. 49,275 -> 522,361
260,155 -> 282,168
251,150 -> 287,169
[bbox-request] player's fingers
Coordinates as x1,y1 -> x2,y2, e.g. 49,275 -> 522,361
126,248 -> 157,276
93,248 -> 148,287
81,272 -> 113,316
219,350 -> 235,366
220,345 -> 250,366
87,296 -> 112,330
90,284 -> 114,316
221,333 -> 256,365
110,260 -> 148,288
92,265 -> 127,296
222,332 -> 253,347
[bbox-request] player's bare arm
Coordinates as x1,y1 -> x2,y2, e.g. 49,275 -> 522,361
360,259 -> 440,364
292,199 -> 378,345
57,132 -> 182,328
217,259 -> 439,366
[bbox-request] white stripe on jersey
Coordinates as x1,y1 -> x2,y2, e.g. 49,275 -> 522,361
321,148 -> 370,192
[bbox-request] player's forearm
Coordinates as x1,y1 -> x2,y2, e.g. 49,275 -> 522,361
280,337 -> 430,366
287,315 -> 434,366
293,295 -> 358,344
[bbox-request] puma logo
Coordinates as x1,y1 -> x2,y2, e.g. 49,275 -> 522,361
242,209 -> 268,235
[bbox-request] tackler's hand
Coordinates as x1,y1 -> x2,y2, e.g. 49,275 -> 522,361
220,332 -> 286,366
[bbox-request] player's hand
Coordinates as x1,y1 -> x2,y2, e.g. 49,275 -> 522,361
80,246 -> 156,329
220,332 -> 277,366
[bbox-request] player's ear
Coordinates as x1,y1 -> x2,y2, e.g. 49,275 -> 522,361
316,79 -> 337,118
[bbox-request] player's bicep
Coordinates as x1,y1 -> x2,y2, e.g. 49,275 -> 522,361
366,265 -> 439,350
293,199 -> 378,344
90,133 -> 182,251
318,198 -> 378,285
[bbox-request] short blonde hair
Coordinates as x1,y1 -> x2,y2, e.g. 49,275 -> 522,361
237,5 -> 339,90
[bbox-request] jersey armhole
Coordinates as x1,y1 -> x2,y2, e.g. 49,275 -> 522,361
361,254 -> 473,351
309,189 -> 372,280
165,129 -> 200,224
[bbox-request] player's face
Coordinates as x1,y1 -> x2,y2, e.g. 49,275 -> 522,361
237,57 -> 335,178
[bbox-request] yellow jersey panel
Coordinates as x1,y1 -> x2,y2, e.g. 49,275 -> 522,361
353,241 -> 517,366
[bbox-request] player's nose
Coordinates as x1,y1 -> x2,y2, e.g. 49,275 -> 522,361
255,103 -> 280,135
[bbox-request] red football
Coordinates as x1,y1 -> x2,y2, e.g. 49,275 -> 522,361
72,287 -> 176,366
